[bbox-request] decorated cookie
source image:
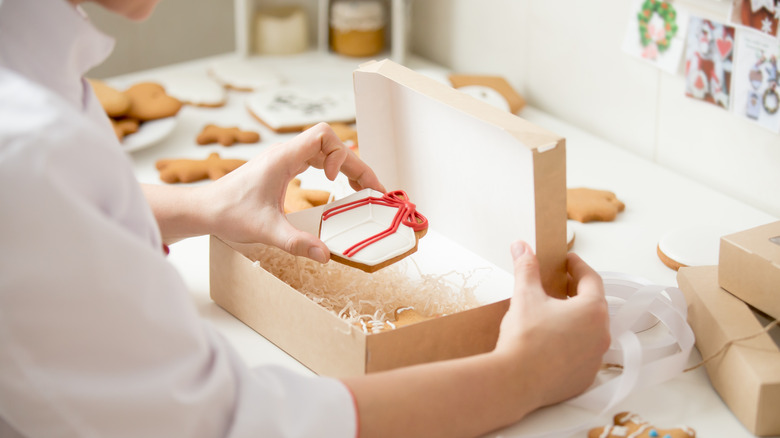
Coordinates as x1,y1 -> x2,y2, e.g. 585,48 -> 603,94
567,187 -> 625,223
656,225 -> 732,271
284,178 -> 331,213
155,152 -> 246,183
319,189 -> 428,273
246,87 -> 356,133
208,57 -> 282,92
196,124 -> 260,146
448,74 -> 526,113
123,82 -> 183,121
588,412 -> 695,438
89,79 -> 131,117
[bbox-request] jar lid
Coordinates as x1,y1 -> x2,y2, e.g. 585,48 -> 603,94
330,1 -> 385,31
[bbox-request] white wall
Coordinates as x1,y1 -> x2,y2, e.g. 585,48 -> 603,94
84,0 -> 235,78
410,0 -> 780,218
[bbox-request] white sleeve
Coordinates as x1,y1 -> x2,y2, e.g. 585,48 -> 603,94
0,72 -> 357,438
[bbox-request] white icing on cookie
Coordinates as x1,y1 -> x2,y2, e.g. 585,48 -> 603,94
456,85 -> 511,112
157,70 -> 226,107
209,57 -> 282,91
319,189 -> 418,267
246,86 -> 355,131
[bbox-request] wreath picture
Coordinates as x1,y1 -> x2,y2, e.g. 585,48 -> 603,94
638,0 -> 679,54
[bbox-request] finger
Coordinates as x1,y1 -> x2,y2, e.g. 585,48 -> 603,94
309,124 -> 385,192
268,217 -> 330,263
566,252 -> 604,301
510,241 -> 546,299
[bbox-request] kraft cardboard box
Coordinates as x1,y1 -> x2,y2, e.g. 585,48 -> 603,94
678,266 -> 780,436
719,221 -> 780,321
210,59 -> 567,377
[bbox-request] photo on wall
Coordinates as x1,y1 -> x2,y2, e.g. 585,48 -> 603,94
683,17 -> 736,109
728,0 -> 780,37
622,0 -> 689,73
731,29 -> 780,131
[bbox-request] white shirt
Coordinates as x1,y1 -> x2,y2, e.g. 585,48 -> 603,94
0,0 -> 357,437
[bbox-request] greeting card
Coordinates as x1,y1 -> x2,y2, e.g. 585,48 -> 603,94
731,29 -> 780,131
683,17 -> 736,109
623,0 -> 690,73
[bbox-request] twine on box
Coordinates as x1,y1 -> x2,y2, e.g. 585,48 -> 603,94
684,318 -> 780,372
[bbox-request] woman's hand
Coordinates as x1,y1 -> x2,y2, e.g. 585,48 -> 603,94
144,123 -> 384,260
494,241 -> 610,409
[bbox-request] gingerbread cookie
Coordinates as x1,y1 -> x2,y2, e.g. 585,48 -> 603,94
123,82 -> 183,121
588,412 -> 695,438
284,179 -> 331,213
448,74 -> 526,113
89,79 -> 131,118
319,189 -> 428,273
155,152 -> 246,183
567,187 -> 625,223
246,87 -> 356,133
196,124 -> 260,146
111,118 -> 140,140
393,307 -> 433,328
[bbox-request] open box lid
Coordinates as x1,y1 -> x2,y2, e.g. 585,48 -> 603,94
352,59 -> 568,297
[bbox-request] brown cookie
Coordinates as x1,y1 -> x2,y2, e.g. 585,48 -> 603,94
111,118 -> 140,141
588,412 -> 695,438
155,152 -> 246,183
567,187 -> 625,223
196,124 -> 260,146
123,82 -> 182,121
448,74 -> 526,113
89,79 -> 131,118
284,179 -> 331,213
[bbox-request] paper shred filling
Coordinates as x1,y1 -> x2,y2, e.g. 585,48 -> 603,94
249,245 -> 480,333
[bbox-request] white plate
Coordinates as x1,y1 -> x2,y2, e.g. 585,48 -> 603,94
121,116 -> 178,153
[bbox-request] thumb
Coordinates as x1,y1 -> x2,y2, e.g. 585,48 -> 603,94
510,241 -> 545,298
269,218 -> 330,264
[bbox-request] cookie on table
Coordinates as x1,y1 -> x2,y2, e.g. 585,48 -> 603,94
567,187 -> 625,223
196,124 -> 260,147
123,82 -> 183,121
208,57 -> 282,92
111,118 -> 140,141
656,225 -> 731,271
588,412 -> 695,438
155,152 -> 246,183
246,87 -> 356,133
284,179 -> 331,213
89,79 -> 131,118
448,74 -> 526,113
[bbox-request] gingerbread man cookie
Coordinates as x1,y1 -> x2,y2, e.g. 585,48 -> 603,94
155,152 -> 246,183
567,187 -> 625,223
284,179 -> 331,213
111,118 -> 140,141
588,412 -> 695,438
89,79 -> 131,118
123,82 -> 183,121
196,124 -> 260,146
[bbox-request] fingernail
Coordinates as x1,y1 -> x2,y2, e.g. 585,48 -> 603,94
511,241 -> 527,259
309,246 -> 328,264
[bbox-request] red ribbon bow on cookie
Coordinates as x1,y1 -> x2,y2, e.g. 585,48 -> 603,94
322,190 -> 428,258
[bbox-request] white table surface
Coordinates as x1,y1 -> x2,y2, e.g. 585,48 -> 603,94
117,52 -> 778,438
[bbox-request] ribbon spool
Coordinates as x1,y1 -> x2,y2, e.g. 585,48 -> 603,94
517,273 -> 695,438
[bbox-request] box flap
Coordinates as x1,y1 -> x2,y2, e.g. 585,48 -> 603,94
353,59 -> 567,296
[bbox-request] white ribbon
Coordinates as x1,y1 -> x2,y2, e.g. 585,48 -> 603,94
507,273 -> 695,438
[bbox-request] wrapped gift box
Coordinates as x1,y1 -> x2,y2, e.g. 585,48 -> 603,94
719,221 -> 780,321
678,265 -> 780,436
210,59 -> 567,377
